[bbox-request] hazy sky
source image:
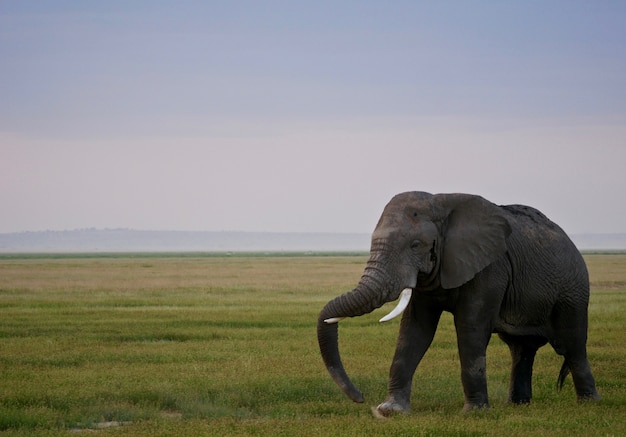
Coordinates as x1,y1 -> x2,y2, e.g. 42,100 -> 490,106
2,1 -> 625,234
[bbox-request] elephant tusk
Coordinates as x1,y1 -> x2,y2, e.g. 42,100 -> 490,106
379,288 -> 413,323
324,317 -> 346,324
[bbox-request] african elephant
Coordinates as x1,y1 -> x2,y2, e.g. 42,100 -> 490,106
317,191 -> 600,416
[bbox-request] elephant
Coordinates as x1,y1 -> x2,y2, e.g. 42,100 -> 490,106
317,191 -> 600,416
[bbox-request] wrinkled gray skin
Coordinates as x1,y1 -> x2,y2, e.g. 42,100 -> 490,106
318,192 -> 600,415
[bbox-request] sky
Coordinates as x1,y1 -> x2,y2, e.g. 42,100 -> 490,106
1,1 -> 625,235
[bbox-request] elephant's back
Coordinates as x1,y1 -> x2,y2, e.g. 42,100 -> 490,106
500,204 -> 578,253
501,204 -> 559,230
498,204 -> 589,322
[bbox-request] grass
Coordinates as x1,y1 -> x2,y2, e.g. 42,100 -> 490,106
0,254 -> 624,435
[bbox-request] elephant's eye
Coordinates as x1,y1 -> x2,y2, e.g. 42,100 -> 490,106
411,240 -> 420,249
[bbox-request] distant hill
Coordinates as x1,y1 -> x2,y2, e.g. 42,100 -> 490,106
569,233 -> 626,252
0,229 -> 371,253
0,229 -> 624,253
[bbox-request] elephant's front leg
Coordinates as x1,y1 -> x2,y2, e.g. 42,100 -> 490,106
376,300 -> 442,417
454,321 -> 492,410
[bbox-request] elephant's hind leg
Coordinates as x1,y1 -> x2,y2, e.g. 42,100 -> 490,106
499,333 -> 547,404
551,303 -> 601,401
559,354 -> 601,401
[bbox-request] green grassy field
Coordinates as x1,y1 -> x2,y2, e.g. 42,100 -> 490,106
0,253 -> 624,436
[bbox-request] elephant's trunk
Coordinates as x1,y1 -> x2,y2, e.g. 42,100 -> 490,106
317,314 -> 364,403
317,259 -> 402,403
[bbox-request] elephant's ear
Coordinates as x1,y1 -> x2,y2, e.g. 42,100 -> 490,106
439,195 -> 512,289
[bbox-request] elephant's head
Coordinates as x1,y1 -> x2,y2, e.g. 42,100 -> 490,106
317,191 -> 512,402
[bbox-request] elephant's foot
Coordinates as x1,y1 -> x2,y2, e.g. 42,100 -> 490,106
508,395 -> 531,405
372,397 -> 410,418
508,399 -> 531,406
462,402 -> 490,413
577,391 -> 601,402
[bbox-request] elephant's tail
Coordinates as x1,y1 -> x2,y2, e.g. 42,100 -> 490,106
557,360 -> 570,391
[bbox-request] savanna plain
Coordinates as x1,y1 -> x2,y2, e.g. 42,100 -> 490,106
0,253 -> 624,436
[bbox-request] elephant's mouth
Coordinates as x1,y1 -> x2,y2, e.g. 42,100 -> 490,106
324,287 -> 413,325
378,288 -> 413,322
